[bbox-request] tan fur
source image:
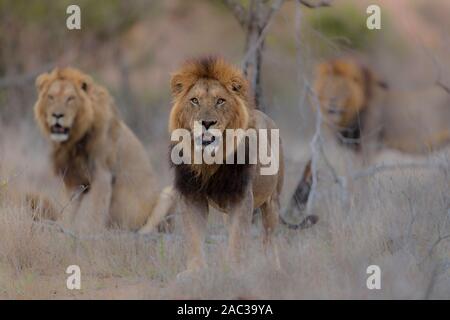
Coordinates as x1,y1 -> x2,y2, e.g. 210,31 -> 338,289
314,58 -> 450,156
169,57 -> 284,276
283,58 -> 450,221
34,67 -> 175,232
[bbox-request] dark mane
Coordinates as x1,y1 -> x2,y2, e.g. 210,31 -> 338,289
173,162 -> 252,208
170,144 -> 253,208
52,133 -> 93,191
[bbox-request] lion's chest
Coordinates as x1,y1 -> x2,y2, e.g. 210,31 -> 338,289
174,163 -> 253,209
207,198 -> 229,213
52,143 -> 94,192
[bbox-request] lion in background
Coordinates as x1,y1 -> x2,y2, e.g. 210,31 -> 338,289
168,57 -> 284,276
284,57 -> 450,220
314,58 -> 450,155
33,67 -> 175,232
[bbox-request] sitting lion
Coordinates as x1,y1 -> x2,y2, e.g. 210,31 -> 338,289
33,67 -> 175,232
168,57 -> 284,274
284,58 -> 450,219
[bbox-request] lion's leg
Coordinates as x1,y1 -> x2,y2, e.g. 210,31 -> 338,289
226,190 -> 253,266
75,167 -> 113,232
260,197 -> 281,270
283,159 -> 312,221
180,196 -> 209,275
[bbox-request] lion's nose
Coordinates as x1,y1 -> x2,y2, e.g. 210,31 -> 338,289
52,113 -> 64,119
201,120 -> 217,130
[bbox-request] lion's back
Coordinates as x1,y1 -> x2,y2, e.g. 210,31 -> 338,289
382,87 -> 450,153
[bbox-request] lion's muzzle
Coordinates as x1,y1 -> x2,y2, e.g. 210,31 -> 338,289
50,121 -> 70,142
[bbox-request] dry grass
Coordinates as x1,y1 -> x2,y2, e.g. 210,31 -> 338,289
0,123 -> 449,300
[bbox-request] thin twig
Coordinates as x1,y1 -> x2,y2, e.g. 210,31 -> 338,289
57,185 -> 88,217
298,0 -> 332,9
302,159 -> 448,204
305,85 -> 321,216
351,161 -> 447,181
222,0 -> 248,27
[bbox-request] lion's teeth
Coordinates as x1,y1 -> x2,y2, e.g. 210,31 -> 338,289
50,133 -> 69,142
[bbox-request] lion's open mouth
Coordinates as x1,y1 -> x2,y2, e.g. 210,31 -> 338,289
201,134 -> 216,146
50,124 -> 70,142
194,131 -> 220,149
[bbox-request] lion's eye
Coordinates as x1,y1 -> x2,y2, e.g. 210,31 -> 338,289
216,98 -> 226,106
48,95 -> 54,100
190,97 -> 199,106
66,96 -> 75,103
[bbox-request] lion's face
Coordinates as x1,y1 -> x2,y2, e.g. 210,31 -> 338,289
314,59 -> 368,128
172,78 -> 249,147
169,57 -> 251,149
34,68 -> 94,144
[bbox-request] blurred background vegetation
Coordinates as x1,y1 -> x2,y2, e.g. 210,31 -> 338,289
0,0 -> 449,145
0,0 -> 449,300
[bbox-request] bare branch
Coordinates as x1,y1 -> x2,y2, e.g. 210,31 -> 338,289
261,0 -> 286,28
241,5 -> 280,69
298,0 -> 332,8
222,0 -> 248,27
305,85 -> 321,216
301,158 -> 449,208
351,161 -> 448,181
436,80 -> 450,95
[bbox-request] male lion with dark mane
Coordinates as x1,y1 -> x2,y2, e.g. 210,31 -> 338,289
168,57 -> 284,275
284,57 -> 450,220
33,67 -> 175,232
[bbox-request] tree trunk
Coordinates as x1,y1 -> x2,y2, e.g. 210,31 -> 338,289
243,0 -> 266,111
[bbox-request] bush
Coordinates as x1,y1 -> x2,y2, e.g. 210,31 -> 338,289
306,3 -> 377,51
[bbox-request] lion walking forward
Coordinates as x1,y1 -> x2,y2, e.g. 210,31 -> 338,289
284,58 -> 450,220
168,57 -> 284,275
33,67 -> 175,232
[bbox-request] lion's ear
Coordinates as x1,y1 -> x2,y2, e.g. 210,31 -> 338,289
170,74 -> 184,96
229,76 -> 246,96
231,81 -> 242,93
35,73 -> 50,92
78,75 -> 92,93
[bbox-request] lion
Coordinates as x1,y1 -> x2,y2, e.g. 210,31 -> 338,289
168,57 -> 284,275
283,57 -> 450,219
33,67 -> 175,232
313,58 -> 450,155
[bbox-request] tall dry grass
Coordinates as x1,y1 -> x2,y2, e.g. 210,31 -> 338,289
0,121 -> 449,299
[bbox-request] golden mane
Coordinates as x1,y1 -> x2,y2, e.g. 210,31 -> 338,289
34,67 -> 120,189
169,56 -> 254,133
315,59 -> 375,124
168,57 -> 257,203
